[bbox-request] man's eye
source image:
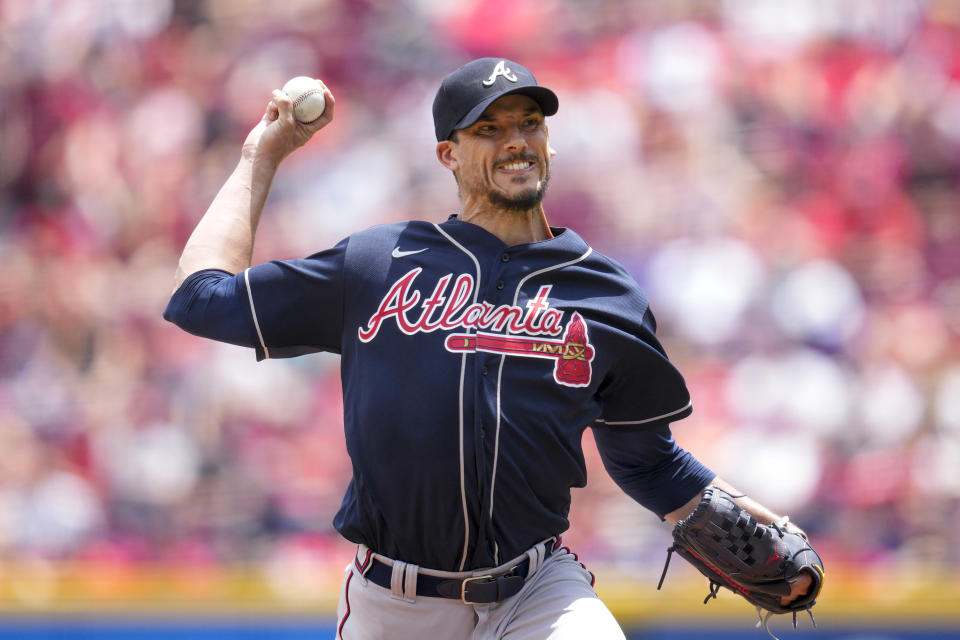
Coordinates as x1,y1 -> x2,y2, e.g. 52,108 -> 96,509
478,125 -> 496,134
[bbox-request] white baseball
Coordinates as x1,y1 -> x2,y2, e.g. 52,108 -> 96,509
282,76 -> 327,123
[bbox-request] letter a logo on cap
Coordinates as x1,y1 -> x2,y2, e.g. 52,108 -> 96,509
482,60 -> 518,86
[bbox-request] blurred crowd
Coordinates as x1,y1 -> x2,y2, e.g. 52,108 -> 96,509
3,0 -> 960,595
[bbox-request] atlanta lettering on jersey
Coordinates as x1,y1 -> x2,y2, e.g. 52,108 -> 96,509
358,268 -> 595,387
358,268 -> 564,341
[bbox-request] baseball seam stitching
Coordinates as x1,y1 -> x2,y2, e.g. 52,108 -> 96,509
293,88 -> 321,108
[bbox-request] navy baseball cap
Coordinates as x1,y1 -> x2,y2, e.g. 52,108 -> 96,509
433,58 -> 559,142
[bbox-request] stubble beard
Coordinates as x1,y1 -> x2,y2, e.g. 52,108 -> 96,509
487,167 -> 551,211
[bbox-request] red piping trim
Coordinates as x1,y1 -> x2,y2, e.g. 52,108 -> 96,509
337,571 -> 354,639
354,548 -> 373,574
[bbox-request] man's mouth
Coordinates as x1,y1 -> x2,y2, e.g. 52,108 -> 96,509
499,160 -> 535,172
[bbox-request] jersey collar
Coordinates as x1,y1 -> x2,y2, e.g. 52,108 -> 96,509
440,214 -> 590,257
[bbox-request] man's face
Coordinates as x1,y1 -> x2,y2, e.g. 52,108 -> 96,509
442,94 -> 550,211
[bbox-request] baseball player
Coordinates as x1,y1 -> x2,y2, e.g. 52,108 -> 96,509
164,58 -> 818,639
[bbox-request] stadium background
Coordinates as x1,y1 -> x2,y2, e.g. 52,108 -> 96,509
2,0 -> 960,638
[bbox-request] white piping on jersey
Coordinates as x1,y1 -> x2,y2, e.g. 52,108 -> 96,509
488,246 -> 594,564
491,354 -> 507,566
594,400 -> 693,425
244,268 -> 270,359
433,223 -> 482,572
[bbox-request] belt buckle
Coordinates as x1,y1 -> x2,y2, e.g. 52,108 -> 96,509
461,575 -> 494,604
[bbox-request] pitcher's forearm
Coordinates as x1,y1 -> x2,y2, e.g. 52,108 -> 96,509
173,84 -> 335,290
174,156 -> 278,289
664,476 -> 785,526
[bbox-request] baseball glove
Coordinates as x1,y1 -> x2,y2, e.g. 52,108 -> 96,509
657,486 -> 824,640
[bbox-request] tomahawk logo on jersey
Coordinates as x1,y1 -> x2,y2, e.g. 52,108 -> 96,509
443,313 -> 593,388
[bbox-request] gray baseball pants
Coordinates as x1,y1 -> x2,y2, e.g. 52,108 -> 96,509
334,540 -> 627,640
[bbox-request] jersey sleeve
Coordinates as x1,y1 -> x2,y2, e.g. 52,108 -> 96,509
163,238 -> 347,360
595,306 -> 693,426
591,422 -> 715,518
163,268 -> 260,347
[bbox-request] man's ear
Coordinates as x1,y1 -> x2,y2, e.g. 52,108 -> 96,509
436,140 -> 459,171
546,124 -> 556,157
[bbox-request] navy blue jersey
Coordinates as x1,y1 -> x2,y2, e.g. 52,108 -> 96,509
165,216 -> 707,571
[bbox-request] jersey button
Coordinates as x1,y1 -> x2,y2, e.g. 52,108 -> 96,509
482,366 -> 489,376
501,253 -> 510,262
496,280 -> 504,290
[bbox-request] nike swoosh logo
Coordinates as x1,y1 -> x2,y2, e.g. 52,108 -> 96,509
391,247 -> 428,258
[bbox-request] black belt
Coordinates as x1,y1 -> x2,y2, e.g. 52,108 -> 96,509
364,545 -> 553,604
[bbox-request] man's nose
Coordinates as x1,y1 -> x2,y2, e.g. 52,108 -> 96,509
503,125 -> 528,152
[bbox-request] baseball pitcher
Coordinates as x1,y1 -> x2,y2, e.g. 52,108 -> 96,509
164,57 -> 823,640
